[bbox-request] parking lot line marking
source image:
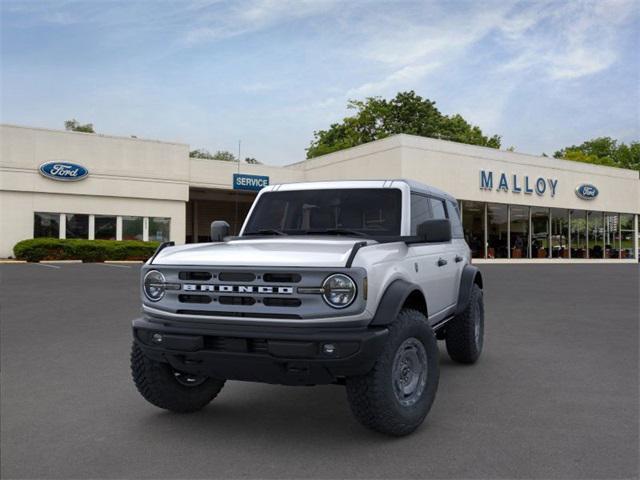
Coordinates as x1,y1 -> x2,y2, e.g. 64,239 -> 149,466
35,263 -> 61,269
96,263 -> 132,269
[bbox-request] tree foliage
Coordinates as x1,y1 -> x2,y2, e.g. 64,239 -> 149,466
190,149 -> 238,161
64,119 -> 95,133
554,137 -> 640,172
244,157 -> 261,164
306,91 -> 501,158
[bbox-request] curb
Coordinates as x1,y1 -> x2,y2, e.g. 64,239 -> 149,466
0,259 -> 27,264
40,260 -> 83,264
104,260 -> 144,264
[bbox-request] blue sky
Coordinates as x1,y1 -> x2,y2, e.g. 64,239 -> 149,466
2,0 -> 639,165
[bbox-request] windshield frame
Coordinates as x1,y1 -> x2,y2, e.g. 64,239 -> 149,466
240,187 -> 405,239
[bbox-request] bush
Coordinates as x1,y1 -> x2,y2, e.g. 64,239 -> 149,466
13,238 -> 161,262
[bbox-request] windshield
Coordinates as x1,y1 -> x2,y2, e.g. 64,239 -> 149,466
242,188 -> 402,237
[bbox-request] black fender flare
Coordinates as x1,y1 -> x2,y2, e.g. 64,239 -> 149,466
455,265 -> 483,316
370,279 -> 424,326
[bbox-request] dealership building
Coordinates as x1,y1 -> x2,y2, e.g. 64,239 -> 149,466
1,123 -> 638,262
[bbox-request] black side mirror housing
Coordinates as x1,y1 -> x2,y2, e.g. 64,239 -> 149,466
210,220 -> 230,242
416,219 -> 452,243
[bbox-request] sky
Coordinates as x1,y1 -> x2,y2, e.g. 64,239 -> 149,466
1,0 -> 639,165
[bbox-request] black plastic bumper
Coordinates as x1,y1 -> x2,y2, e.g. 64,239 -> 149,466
132,317 -> 388,386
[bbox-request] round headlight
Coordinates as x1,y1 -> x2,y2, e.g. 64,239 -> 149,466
144,270 -> 166,302
322,274 -> 357,309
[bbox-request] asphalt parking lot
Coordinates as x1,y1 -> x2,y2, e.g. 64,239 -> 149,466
1,263 -> 638,479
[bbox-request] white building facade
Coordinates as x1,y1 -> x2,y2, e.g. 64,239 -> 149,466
1,124 -> 638,262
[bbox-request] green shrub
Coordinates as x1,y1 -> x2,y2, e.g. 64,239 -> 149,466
13,238 -> 161,262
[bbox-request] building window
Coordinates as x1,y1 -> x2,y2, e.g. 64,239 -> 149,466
149,217 -> 170,242
461,201 -> 485,259
65,214 -> 89,239
603,213 -> 619,259
509,205 -> 529,259
487,203 -> 508,259
34,212 -> 60,238
588,211 -> 604,258
95,215 -> 117,240
620,214 -> 636,259
122,216 -> 143,241
571,210 -> 587,258
551,209 -> 570,259
410,194 -> 431,234
531,207 -> 550,259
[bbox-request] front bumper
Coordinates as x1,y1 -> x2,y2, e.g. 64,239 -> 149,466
132,317 -> 388,386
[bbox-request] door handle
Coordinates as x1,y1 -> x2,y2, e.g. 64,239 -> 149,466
455,255 -> 464,263
437,258 -> 448,267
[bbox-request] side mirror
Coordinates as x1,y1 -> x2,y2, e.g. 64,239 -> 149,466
210,220 -> 230,242
416,219 -> 452,243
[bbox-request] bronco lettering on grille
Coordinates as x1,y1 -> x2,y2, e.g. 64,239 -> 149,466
182,284 -> 293,294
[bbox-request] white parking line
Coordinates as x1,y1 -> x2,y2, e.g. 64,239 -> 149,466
96,263 -> 131,269
35,263 -> 61,269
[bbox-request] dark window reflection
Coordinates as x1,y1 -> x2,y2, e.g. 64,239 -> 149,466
551,209 -> 569,259
34,212 -> 59,238
510,205 -> 529,259
66,214 -> 88,239
487,203 -> 508,259
531,207 -> 550,259
95,215 -> 117,240
462,201 -> 485,258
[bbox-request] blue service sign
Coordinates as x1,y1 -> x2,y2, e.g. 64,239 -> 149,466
39,161 -> 89,182
233,173 -> 269,191
575,184 -> 598,200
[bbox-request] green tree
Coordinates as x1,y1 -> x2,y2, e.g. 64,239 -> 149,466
189,149 -> 238,161
244,157 -> 261,164
64,119 -> 94,133
554,137 -> 640,171
306,91 -> 501,158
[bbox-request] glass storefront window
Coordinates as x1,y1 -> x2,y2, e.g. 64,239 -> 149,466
122,216 -> 143,241
551,209 -> 569,259
461,201 -> 485,259
95,215 -> 117,240
588,211 -> 604,258
531,207 -> 550,259
603,213 -> 619,259
65,214 -> 89,239
487,203 -> 508,259
34,212 -> 60,238
620,214 -> 635,259
571,210 -> 587,258
149,217 -> 170,242
509,205 -> 529,259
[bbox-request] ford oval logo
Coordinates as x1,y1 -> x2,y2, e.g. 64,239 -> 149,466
39,161 -> 89,182
575,184 -> 598,200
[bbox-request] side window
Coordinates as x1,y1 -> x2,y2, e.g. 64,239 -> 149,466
410,193 -> 431,234
446,199 -> 464,238
429,198 -> 447,220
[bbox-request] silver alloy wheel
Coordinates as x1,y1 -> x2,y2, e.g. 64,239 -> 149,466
473,297 -> 482,349
173,370 -> 207,387
392,337 -> 428,407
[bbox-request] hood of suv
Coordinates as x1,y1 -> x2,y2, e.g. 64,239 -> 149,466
152,237 -> 369,267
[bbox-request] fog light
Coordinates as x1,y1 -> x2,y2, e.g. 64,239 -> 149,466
323,343 -> 336,355
152,333 -> 163,344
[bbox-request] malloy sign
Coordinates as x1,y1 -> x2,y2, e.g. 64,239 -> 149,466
480,170 -> 558,197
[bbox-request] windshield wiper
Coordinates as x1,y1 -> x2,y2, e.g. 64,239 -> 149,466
305,228 -> 369,238
244,229 -> 287,236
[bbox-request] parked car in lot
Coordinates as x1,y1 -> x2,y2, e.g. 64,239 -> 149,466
131,180 -> 484,436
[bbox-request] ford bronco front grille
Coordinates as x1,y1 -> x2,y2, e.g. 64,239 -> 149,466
143,266 -> 366,321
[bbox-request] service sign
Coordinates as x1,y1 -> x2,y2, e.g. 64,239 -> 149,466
233,173 -> 269,191
575,184 -> 598,200
39,161 -> 89,182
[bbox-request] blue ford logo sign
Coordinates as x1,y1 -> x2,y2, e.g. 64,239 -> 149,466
39,161 -> 89,182
575,184 -> 598,200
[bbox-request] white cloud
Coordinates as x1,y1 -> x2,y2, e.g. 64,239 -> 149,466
347,63 -> 440,97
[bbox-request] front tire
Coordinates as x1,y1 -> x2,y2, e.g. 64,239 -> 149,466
131,342 -> 225,413
345,309 -> 439,436
445,283 -> 484,364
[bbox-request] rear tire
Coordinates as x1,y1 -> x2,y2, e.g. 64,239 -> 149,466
445,283 -> 484,364
131,342 -> 225,413
345,309 -> 439,436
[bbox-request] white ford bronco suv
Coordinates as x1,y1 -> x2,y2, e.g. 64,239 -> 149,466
131,180 -> 484,436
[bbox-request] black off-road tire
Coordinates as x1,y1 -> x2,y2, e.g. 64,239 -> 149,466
131,342 -> 225,413
345,309 -> 439,436
445,283 -> 484,364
